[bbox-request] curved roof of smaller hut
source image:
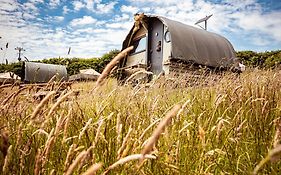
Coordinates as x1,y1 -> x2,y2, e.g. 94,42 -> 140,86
122,15 -> 237,68
24,62 -> 68,82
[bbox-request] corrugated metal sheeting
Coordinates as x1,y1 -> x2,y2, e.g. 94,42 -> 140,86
122,15 -> 237,68
24,62 -> 68,83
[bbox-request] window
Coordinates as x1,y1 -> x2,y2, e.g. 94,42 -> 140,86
164,31 -> 171,43
130,36 -> 146,55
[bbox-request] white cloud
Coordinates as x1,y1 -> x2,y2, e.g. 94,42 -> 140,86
70,16 -> 97,26
96,1 -> 117,14
45,15 -> 65,22
0,0 -> 280,63
120,5 -> 139,14
125,0 -> 281,48
232,11 -> 281,41
106,21 -> 132,29
85,0 -> 94,11
29,0 -> 44,4
63,5 -> 70,14
0,0 -> 19,11
73,1 -> 85,11
22,13 -> 36,19
49,0 -> 61,8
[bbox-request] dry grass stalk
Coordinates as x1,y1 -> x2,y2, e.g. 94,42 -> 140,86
103,154 -> 156,175
34,148 -> 42,175
65,150 -> 87,175
179,122 -> 194,134
116,113 -> 121,134
93,118 -> 104,148
55,115 -> 67,136
77,149 -> 91,173
78,146 -> 95,171
2,145 -> 12,174
64,144 -> 77,172
216,119 -> 224,140
41,128 -> 56,171
50,169 -> 55,175
0,84 -> 13,91
30,91 -> 56,120
140,105 -> 181,161
253,144 -> 281,175
15,123 -> 23,148
198,125 -> 205,145
176,99 -> 190,120
63,104 -> 73,142
96,46 -> 134,87
32,129 -> 49,137
79,118 -> 93,140
236,119 -> 247,133
139,119 -> 161,141
44,128 -> 54,150
273,118 -> 281,148
0,130 -> 9,157
74,146 -> 85,152
269,144 -> 281,162
1,86 -> 27,106
116,113 -> 122,146
47,91 -> 74,118
81,163 -> 103,175
20,138 -> 33,171
117,127 -> 133,159
124,69 -> 153,84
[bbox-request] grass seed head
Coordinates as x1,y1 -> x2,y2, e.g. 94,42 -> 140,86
141,105 -> 181,161
82,163 -> 103,175
65,150 -> 87,175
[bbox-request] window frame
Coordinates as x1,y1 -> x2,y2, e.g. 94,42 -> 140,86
129,35 -> 147,56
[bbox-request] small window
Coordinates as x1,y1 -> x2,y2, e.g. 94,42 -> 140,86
130,36 -> 146,55
164,31 -> 171,43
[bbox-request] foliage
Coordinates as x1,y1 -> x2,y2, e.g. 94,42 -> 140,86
0,50 -> 280,77
38,50 -> 120,76
0,70 -> 281,174
236,50 -> 281,68
0,50 -> 120,76
0,62 -> 22,75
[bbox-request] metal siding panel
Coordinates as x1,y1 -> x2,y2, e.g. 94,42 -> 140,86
122,15 -> 237,68
24,62 -> 67,83
126,51 -> 146,67
149,19 -> 164,75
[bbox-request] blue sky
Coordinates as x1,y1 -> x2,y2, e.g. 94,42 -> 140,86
0,0 -> 280,62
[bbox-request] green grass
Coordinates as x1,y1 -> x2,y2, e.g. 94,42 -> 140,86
0,69 -> 281,174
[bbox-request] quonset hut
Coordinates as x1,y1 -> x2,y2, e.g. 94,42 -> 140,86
23,62 -> 68,83
120,14 -> 240,79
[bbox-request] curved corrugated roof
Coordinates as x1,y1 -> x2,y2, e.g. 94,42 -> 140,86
24,62 -> 68,83
122,15 -> 237,68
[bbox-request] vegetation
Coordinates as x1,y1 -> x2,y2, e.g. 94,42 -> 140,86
236,50 -> 281,68
0,50 -> 119,76
0,50 -> 280,76
0,70 -> 281,174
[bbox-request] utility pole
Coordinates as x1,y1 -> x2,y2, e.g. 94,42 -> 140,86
15,47 -> 25,61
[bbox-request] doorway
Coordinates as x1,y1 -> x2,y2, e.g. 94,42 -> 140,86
149,18 -> 164,75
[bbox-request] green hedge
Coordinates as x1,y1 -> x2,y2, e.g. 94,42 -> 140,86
0,50 -> 119,76
236,50 -> 281,68
38,49 -> 120,75
0,50 -> 280,77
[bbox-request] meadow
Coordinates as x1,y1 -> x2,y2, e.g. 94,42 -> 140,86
0,69 -> 281,174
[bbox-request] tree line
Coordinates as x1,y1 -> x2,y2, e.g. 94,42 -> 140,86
0,50 -> 280,76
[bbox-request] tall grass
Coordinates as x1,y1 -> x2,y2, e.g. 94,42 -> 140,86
0,69 -> 281,174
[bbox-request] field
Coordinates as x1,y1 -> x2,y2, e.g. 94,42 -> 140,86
0,69 -> 281,174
